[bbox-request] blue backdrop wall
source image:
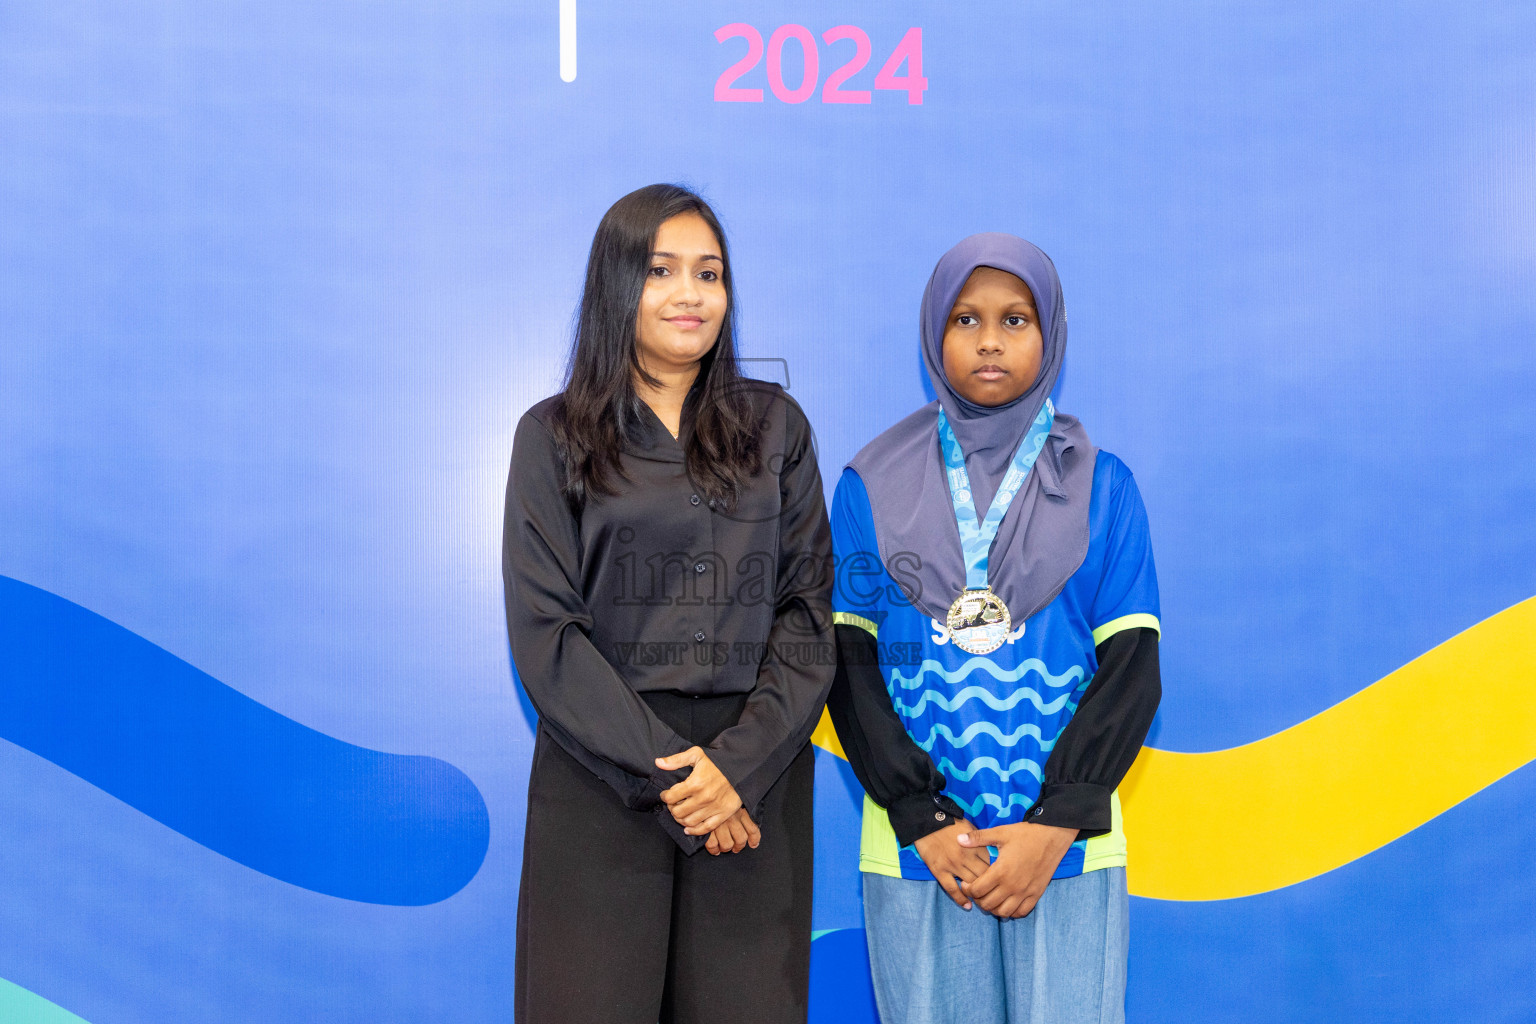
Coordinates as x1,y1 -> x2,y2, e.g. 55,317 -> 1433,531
3,2 -> 1535,1022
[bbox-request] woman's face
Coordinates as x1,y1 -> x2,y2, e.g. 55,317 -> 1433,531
941,266 -> 1043,407
634,212 -> 728,378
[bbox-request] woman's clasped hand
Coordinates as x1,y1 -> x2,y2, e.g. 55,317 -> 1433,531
655,746 -> 762,854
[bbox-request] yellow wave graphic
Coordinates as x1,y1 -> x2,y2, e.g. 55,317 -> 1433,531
810,596 -> 1536,901
809,709 -> 847,762
1120,596 -> 1536,900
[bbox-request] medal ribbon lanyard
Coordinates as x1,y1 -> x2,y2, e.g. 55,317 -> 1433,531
937,399 -> 1056,591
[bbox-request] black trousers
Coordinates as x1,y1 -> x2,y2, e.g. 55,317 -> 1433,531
515,691 -> 815,1024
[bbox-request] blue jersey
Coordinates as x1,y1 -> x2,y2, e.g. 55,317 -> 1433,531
831,451 -> 1160,881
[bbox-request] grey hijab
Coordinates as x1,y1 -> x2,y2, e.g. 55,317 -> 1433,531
848,233 -> 1097,623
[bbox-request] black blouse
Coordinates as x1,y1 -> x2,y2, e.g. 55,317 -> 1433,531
502,382 -> 835,852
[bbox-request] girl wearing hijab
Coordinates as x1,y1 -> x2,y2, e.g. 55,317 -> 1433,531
503,184 -> 834,1023
826,234 -> 1161,1024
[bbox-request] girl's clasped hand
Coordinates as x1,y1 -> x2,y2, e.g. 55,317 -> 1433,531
914,819 -> 1078,917
956,823 -> 1079,918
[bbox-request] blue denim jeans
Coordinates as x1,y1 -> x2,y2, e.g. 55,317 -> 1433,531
862,867 -> 1128,1024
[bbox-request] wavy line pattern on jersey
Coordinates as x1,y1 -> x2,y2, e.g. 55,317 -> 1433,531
815,596 -> 1536,901
893,684 -> 1076,719
1118,595 -> 1536,901
948,791 -> 1035,820
934,754 -> 1045,783
0,575 -> 489,906
915,721 -> 1059,753
888,657 -> 1084,692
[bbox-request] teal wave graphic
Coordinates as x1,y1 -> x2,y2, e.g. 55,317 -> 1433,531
889,657 -> 1084,692
934,754 -> 1045,782
915,720 -> 1059,753
0,574 -> 489,905
0,977 -> 89,1024
894,684 -> 1076,718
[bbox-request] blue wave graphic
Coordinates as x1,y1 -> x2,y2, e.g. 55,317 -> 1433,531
934,755 -> 1044,783
948,791 -> 1036,819
893,685 -> 1076,718
888,657 -> 1084,692
915,721 -> 1058,753
0,575 -> 489,906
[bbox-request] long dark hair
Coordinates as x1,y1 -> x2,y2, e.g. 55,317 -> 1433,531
551,184 -> 761,509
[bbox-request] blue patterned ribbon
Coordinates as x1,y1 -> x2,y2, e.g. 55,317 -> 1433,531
937,399 -> 1055,592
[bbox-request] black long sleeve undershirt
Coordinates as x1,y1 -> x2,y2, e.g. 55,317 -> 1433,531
827,623 -> 1161,848
826,624 -> 967,846
1030,625 -> 1161,836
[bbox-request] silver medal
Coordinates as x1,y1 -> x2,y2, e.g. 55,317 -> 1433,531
945,587 -> 1012,655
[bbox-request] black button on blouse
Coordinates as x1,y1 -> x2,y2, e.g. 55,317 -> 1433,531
502,381 -> 834,848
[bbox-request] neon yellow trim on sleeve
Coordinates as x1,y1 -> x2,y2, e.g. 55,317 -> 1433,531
1091,613 -> 1161,646
858,793 -> 904,877
834,611 -> 879,638
1080,789 -> 1128,873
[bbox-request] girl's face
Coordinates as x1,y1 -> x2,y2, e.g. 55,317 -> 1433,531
941,267 -> 1043,407
634,212 -> 728,377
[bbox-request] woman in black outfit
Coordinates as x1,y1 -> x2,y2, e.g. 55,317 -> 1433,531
502,184 -> 834,1024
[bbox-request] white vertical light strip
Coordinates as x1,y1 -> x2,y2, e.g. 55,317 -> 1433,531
558,0 -> 576,82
